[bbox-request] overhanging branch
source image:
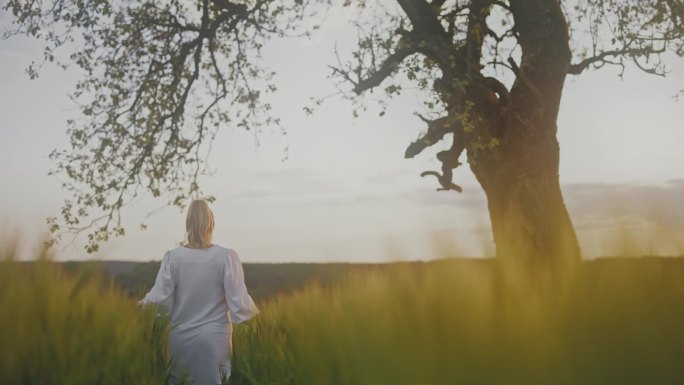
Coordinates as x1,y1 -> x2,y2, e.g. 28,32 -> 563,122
420,141 -> 464,193
405,114 -> 457,158
351,46 -> 416,94
568,46 -> 666,75
408,116 -> 465,193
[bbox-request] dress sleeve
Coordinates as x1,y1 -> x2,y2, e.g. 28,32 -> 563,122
224,249 -> 259,324
138,250 -> 175,312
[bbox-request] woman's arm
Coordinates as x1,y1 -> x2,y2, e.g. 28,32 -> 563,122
139,250 -> 175,311
224,249 -> 259,324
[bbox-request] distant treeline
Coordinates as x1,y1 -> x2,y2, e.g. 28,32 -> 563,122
58,257 -> 684,304
58,260 -> 408,303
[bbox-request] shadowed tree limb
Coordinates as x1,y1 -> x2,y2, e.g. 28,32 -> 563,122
431,0 -> 448,9
420,171 -> 463,192
350,46 -> 416,94
568,46 -> 667,75
403,112 -> 465,193
405,115 -> 458,158
396,0 -> 449,37
464,0 -> 492,77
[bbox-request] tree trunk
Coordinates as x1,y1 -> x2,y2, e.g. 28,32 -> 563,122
471,130 -> 581,268
465,0 -> 581,268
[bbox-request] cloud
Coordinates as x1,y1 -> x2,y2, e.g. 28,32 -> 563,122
222,167 -> 354,203
223,167 -> 684,226
224,165 -> 488,210
563,180 -> 684,231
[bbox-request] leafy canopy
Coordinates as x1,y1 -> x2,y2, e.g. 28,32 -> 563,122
2,0 -> 682,252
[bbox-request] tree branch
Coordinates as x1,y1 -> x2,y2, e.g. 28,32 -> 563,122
400,109 -> 466,193
396,0 -> 448,37
420,170 -> 463,192
465,0 -> 492,77
405,115 -> 457,158
568,46 -> 666,75
351,46 -> 415,94
431,0 -> 448,9
417,122 -> 465,193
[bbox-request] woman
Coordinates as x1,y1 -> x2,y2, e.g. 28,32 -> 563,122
139,199 -> 259,385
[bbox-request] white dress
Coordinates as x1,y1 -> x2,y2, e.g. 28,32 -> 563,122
139,245 -> 259,385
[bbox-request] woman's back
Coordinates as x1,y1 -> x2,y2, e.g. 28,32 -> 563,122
169,245 -> 229,333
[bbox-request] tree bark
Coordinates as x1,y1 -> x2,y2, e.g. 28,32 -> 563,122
471,129 -> 581,268
465,0 -> 581,267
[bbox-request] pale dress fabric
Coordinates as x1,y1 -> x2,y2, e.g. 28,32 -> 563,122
139,245 -> 259,385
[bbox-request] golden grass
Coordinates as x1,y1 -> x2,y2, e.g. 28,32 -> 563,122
230,258 -> 684,385
1,240 -> 683,385
0,245 -> 170,385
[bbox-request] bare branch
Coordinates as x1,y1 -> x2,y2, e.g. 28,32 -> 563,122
431,0 -> 448,9
417,124 -> 465,193
420,171 -> 462,192
568,46 -> 667,75
465,0 -> 492,77
405,115 -> 457,158
352,46 -> 415,94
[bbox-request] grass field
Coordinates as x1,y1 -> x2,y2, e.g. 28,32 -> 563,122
1,243 -> 683,385
0,246 -> 170,385
228,258 -> 684,385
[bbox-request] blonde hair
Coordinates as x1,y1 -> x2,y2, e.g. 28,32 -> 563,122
185,199 -> 215,249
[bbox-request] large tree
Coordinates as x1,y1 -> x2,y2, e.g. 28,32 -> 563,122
3,0 -> 683,263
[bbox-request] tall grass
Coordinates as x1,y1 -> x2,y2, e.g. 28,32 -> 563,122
1,241 -> 683,385
0,245 -> 170,385
230,258 -> 684,385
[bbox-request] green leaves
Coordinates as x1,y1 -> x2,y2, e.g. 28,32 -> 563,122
568,0 -> 683,76
6,0 -> 312,252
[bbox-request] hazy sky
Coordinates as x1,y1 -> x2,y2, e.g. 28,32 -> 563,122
1,5 -> 683,262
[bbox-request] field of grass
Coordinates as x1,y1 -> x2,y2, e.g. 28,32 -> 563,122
1,243 -> 683,385
229,258 -> 684,385
0,246 -> 170,385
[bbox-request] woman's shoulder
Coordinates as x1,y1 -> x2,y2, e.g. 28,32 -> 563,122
212,244 -> 243,263
210,244 -> 230,253
200,244 -> 234,260
167,246 -> 184,255
165,245 -> 213,259
168,244 -> 227,252
165,244 -> 236,262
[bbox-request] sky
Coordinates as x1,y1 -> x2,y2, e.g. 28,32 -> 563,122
1,5 -> 683,263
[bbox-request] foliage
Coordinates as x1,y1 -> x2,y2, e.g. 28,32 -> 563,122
3,1 -> 682,254
568,0 -> 684,76
2,0 -> 315,252
0,247 -> 170,385
328,0 -> 683,189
